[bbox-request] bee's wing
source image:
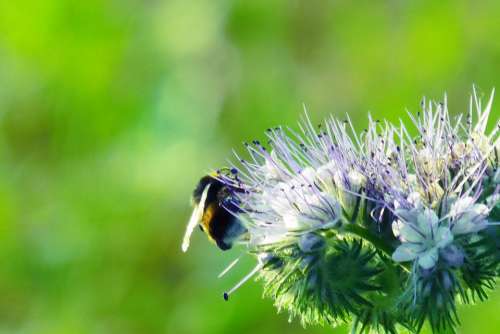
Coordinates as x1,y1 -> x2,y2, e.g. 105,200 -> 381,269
181,183 -> 211,252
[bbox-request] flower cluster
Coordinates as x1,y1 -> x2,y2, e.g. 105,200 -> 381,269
186,89 -> 499,333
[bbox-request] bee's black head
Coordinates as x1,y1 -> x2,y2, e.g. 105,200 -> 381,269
192,175 -> 225,205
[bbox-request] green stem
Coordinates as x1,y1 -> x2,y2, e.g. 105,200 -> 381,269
341,218 -> 411,273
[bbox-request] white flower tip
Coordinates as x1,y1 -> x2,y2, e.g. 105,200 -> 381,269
348,170 -> 366,189
407,192 -> 423,207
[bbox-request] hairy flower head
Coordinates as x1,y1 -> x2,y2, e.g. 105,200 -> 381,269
184,88 -> 500,334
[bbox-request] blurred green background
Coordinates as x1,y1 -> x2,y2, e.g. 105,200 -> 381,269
0,0 -> 499,333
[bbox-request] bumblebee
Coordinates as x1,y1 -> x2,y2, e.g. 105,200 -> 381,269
182,173 -> 246,252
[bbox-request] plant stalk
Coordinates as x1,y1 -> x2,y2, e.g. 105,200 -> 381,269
341,218 -> 411,273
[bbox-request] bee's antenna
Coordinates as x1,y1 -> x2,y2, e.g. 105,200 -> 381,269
218,256 -> 242,279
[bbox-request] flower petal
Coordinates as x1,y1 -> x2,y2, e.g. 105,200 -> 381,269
418,248 -> 439,269
407,192 -> 423,208
399,223 -> 424,243
283,214 -> 302,230
435,226 -> 453,248
452,216 -> 487,235
417,208 -> 438,236
470,203 -> 489,217
449,196 -> 475,217
395,208 -> 419,224
392,243 -> 423,262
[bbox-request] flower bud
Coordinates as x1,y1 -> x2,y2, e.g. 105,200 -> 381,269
440,245 -> 464,268
468,132 -> 491,156
493,168 -> 500,185
451,142 -> 467,161
347,170 -> 366,192
441,271 -> 453,290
